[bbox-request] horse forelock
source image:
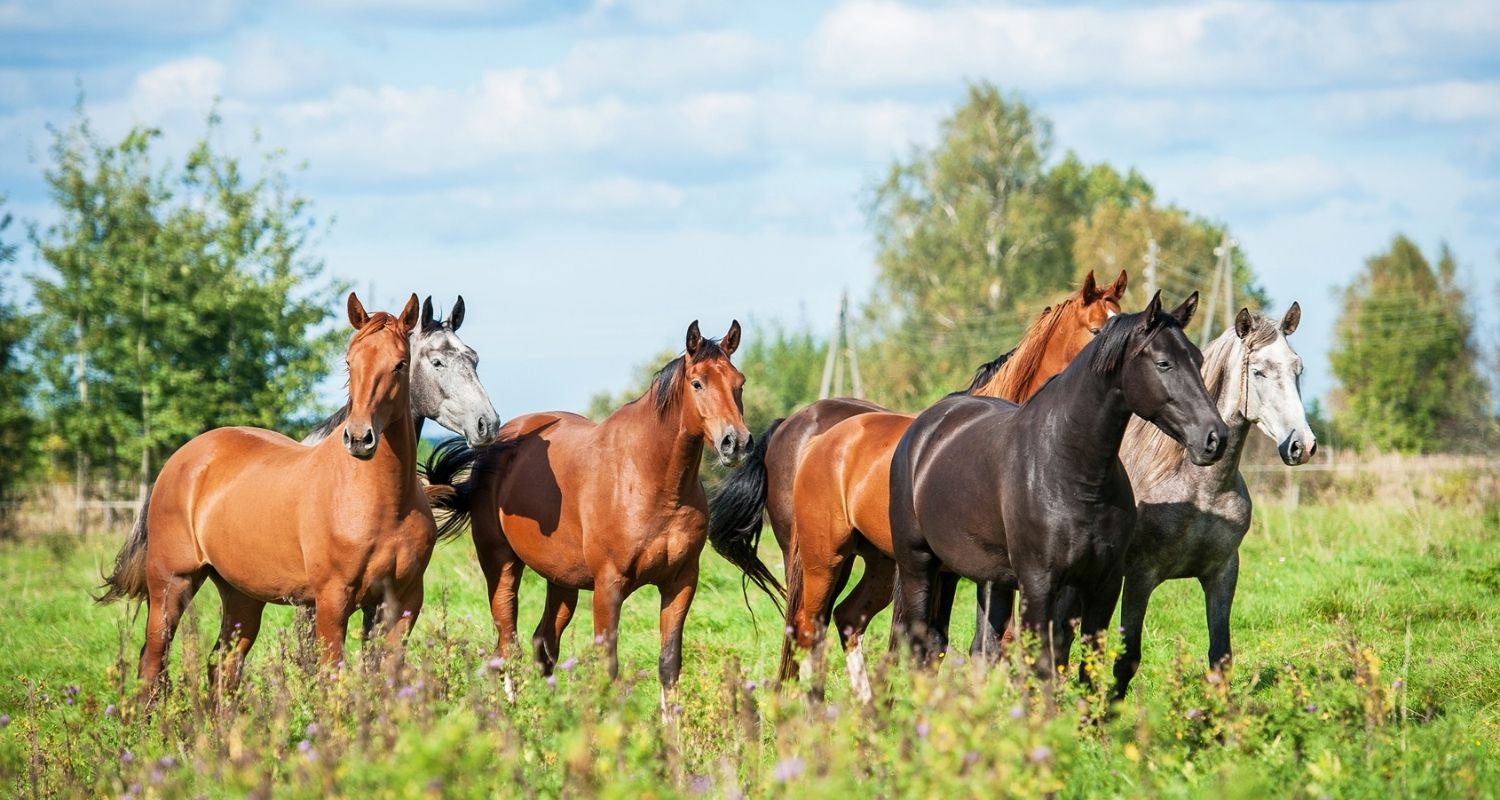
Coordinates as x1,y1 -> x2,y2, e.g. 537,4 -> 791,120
1088,307 -> 1184,376
350,312 -> 408,348
650,338 -> 726,416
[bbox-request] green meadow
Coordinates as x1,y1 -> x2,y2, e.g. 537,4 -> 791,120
2,476 -> 1498,797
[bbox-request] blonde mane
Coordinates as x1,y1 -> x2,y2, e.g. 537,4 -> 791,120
1121,313 -> 1284,491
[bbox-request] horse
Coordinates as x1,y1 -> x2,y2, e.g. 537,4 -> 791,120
304,295 -> 498,448
769,276 -> 1130,699
1106,303 -> 1316,698
888,291 -> 1228,685
424,321 -> 750,695
98,294 -> 438,696
707,271 -> 1129,664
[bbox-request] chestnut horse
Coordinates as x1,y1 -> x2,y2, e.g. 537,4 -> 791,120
706,272 -> 1127,693
425,321 -> 749,693
98,294 -> 437,694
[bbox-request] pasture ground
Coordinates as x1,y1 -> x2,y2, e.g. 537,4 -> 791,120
2,479 -> 1498,797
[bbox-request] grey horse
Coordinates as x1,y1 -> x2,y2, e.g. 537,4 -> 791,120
1110,303 -> 1315,698
305,295 -> 498,449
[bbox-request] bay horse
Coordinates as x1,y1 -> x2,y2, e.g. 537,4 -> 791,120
888,291 -> 1228,684
1107,303 -> 1316,697
425,321 -> 749,694
707,272 -> 1127,690
304,295 -> 498,449
98,294 -> 437,695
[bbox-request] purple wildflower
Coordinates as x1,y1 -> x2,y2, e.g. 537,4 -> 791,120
159,756 -> 176,769
1186,708 -> 1203,720
305,723 -> 321,738
1305,703 -> 1318,713
743,680 -> 757,692
916,721 -> 930,738
104,704 -> 116,718
486,657 -> 505,672
0,713 -> 9,727
559,657 -> 577,672
546,675 -> 557,688
427,778 -> 444,792
1029,746 -> 1052,763
1010,705 -> 1025,720
773,757 -> 805,782
398,685 -> 417,700
688,774 -> 713,794
297,740 -> 313,755
121,751 -> 134,765
1393,679 -> 1405,689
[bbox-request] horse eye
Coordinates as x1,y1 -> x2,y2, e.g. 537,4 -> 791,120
1089,327 -> 1101,335
1155,360 -> 1171,370
430,358 -> 444,369
395,360 -> 407,372
1252,369 -> 1267,378
691,380 -> 703,391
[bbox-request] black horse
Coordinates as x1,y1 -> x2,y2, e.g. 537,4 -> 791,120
887,291 -> 1228,686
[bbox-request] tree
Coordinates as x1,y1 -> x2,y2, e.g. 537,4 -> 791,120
0,196 -> 40,504
1071,196 -> 1269,342
29,107 -> 348,489
1329,235 -> 1491,452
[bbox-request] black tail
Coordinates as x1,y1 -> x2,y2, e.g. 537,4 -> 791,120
707,418 -> 786,609
97,491 -> 151,604
421,436 -> 485,541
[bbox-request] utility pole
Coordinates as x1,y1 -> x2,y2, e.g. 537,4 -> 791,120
1202,232 -> 1236,347
1220,233 -> 1236,333
75,315 -> 88,537
1144,237 -> 1158,299
818,291 -> 863,400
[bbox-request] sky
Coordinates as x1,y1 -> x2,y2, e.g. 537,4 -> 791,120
1,0 -> 1497,418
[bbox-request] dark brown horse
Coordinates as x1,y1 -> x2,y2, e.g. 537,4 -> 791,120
706,272 -> 1127,693
98,294 -> 437,695
425,322 -> 749,695
889,292 -> 1228,687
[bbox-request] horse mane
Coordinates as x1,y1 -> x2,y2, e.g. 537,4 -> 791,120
646,339 -> 726,416
1122,313 -> 1283,491
970,297 -> 1085,400
350,311 -> 405,346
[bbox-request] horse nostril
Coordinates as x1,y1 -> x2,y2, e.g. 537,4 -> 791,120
1205,430 -> 1220,455
342,428 -> 352,448
719,434 -> 735,453
476,416 -> 489,437
743,433 -> 753,452
360,429 -> 375,447
1308,441 -> 1318,458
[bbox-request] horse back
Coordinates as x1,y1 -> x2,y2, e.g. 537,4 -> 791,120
765,397 -> 887,551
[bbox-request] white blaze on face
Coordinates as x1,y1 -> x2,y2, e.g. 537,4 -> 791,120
1107,309 -> 1118,318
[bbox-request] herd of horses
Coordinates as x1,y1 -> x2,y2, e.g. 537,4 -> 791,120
98,270 -> 1316,708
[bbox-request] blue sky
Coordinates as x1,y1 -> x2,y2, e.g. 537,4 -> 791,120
1,0 -> 1497,417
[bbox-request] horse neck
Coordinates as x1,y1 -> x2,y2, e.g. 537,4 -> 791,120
976,305 -> 1074,402
613,394 -> 705,501
1202,338 -> 1254,489
1018,360 -> 1132,485
364,401 -> 421,499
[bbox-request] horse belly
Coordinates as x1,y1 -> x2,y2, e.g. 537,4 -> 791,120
196,497 -> 312,603
500,511 -> 594,588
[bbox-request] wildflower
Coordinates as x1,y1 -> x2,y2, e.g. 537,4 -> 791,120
773,757 -> 805,782
743,680 -> 757,692
824,705 -> 840,722
0,714 -> 9,727
1206,672 -> 1222,685
785,626 -> 795,636
486,657 -> 505,672
1029,746 -> 1052,763
688,774 -> 713,794
401,610 -> 413,619
1393,679 -> 1405,690
398,685 -> 417,700
305,723 -> 321,738
298,740 -> 316,761
1305,703 -> 1318,713
1186,708 -> 1203,720
65,686 -> 79,706
1010,705 -> 1025,720
546,675 -> 557,688
594,634 -> 606,645
121,751 -> 134,765
427,778 -> 444,793
104,704 -> 117,717
916,721 -> 930,738
159,756 -> 176,769
559,657 -> 577,672
963,750 -> 980,767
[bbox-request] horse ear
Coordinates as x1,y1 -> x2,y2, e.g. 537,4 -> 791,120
421,296 -> 435,330
1281,301 -> 1300,336
1081,270 -> 1101,302
449,296 -> 466,332
1170,291 -> 1200,327
722,320 -> 741,356
1110,269 -> 1128,298
1235,307 -> 1253,339
685,320 -> 703,358
398,293 -> 421,333
347,292 -> 369,330
1137,290 -> 1162,332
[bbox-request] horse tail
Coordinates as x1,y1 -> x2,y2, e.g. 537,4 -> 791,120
776,537 -> 807,682
421,436 -> 484,542
707,418 -> 787,609
887,565 -> 907,655
97,492 -> 152,604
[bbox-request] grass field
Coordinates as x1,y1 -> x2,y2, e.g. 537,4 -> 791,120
2,475 -> 1498,797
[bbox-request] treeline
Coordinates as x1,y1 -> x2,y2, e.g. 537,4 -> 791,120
0,107 -> 346,504
594,83 -> 1496,455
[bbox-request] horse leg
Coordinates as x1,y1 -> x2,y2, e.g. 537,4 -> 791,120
592,572 -> 628,680
384,580 -> 424,645
472,509 -> 524,657
208,579 -> 265,695
1112,571 -> 1158,700
138,569 -> 202,698
1017,571 -> 1061,680
1202,552 -> 1240,676
928,572 -> 960,661
833,553 -> 895,704
1075,571 -> 1124,690
970,582 -> 998,659
895,547 -> 942,667
786,543 -> 849,692
533,582 -> 579,675
657,564 -> 699,706
312,586 -> 356,669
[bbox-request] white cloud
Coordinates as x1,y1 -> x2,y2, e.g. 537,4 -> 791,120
226,34 -> 353,100
810,0 -> 1500,92
128,57 -> 226,117
559,31 -> 780,95
1319,80 -> 1500,130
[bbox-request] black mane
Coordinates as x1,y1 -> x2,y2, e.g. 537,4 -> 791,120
1088,308 -> 1185,375
962,349 -> 1017,394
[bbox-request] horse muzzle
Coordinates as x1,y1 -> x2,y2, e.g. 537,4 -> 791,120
343,424 -> 379,460
1280,432 -> 1317,466
715,429 -> 752,467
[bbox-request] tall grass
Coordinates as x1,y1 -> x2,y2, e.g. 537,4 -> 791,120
2,487 -> 1497,796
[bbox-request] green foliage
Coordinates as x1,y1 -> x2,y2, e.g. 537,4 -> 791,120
2,496 -> 1497,796
585,349 -> 676,421
0,197 -> 40,502
1330,235 -> 1492,452
735,321 -> 826,435
27,106 -> 348,486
